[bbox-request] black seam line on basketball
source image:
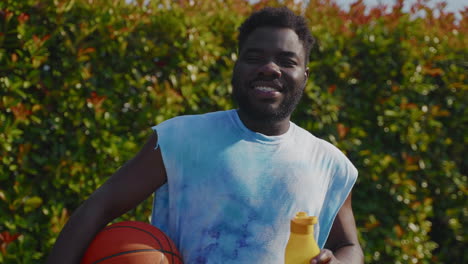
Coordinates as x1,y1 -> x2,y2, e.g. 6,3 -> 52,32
92,249 -> 173,264
102,225 -> 183,262
158,225 -> 175,263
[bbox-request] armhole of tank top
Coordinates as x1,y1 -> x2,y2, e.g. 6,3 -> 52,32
151,127 -> 160,150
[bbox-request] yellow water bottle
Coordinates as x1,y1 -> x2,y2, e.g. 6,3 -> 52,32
285,212 -> 320,264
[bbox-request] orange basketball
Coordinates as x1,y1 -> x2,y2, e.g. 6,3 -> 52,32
81,221 -> 183,264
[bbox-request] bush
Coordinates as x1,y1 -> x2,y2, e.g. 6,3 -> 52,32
0,0 -> 466,263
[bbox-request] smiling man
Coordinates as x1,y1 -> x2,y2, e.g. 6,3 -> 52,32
47,7 -> 363,264
232,25 -> 308,135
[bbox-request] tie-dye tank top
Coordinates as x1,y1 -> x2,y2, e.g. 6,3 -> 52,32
151,109 -> 357,263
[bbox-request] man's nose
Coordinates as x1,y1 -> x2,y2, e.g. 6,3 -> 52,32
257,61 -> 281,79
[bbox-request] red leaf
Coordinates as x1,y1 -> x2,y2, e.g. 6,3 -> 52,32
423,66 -> 444,77
86,92 -> 107,110
33,35 -> 40,43
78,47 -> 96,56
42,34 -> 51,42
337,123 -> 349,139
400,102 -> 417,110
0,232 -> 20,244
3,10 -> 13,21
18,13 -> 29,23
0,231 -> 21,254
10,103 -> 32,121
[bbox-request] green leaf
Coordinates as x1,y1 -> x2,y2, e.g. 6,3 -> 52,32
23,196 -> 43,212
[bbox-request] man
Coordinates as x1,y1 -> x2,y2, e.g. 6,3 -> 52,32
47,7 -> 363,264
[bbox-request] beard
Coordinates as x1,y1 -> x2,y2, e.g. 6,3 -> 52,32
231,78 -> 305,123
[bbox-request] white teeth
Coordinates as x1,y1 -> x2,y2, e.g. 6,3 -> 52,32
254,86 -> 277,92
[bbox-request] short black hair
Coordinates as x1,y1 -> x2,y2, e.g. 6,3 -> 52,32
238,6 -> 315,63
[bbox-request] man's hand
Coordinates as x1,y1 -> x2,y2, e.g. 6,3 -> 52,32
310,192 -> 364,264
310,249 -> 341,264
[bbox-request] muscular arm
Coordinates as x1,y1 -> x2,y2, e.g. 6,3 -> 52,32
46,133 -> 167,264
311,192 -> 364,264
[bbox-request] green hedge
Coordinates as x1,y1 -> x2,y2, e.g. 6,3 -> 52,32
0,0 -> 466,263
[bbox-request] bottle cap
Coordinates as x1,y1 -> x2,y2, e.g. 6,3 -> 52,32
290,212 -> 317,234
296,212 -> 308,218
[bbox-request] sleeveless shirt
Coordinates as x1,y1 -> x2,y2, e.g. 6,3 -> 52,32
151,109 -> 357,263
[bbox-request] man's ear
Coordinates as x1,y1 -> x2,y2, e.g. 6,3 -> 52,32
304,67 -> 310,83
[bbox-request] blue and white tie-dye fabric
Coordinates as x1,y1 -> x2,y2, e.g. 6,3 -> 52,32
151,110 -> 357,264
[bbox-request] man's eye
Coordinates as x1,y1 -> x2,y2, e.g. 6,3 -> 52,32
280,59 -> 297,67
245,56 -> 262,63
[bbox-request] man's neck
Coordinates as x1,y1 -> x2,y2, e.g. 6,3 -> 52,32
236,109 -> 291,136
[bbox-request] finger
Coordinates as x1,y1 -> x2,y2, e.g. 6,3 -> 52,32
319,249 -> 334,263
310,249 -> 332,264
320,249 -> 334,260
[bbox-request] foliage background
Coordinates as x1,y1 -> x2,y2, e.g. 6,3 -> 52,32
0,0 -> 466,263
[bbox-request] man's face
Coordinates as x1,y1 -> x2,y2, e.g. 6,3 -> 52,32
232,27 -> 309,122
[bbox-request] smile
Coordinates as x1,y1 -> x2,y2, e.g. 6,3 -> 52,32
250,85 -> 282,99
250,80 -> 283,92
254,86 -> 279,92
